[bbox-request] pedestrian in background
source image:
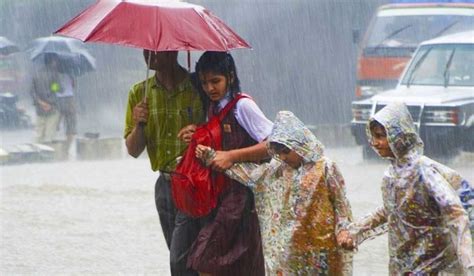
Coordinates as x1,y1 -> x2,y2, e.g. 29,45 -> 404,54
30,54 -> 61,143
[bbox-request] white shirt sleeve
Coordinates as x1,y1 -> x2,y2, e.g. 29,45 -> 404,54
234,98 -> 273,142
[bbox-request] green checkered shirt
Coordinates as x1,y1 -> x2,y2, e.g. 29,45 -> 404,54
124,75 -> 204,172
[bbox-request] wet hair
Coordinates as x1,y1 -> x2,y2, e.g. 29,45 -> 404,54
190,72 -> 210,113
195,51 -> 241,96
269,142 -> 291,154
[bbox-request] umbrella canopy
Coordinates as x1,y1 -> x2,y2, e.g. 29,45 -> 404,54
0,37 -> 20,56
28,36 -> 96,76
54,0 -> 251,52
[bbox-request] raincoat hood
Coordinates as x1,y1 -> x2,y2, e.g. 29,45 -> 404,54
268,111 -> 324,163
367,102 -> 424,160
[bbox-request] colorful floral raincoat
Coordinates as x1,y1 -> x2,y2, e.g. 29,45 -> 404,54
205,111 -> 353,275
349,103 -> 474,275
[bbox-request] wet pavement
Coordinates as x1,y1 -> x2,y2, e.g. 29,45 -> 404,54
1,142 -> 472,274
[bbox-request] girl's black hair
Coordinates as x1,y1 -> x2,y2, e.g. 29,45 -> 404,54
190,72 -> 210,112
195,51 -> 241,96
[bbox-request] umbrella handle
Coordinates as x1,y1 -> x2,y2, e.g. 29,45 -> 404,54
187,50 -> 191,72
144,52 -> 152,104
138,51 -> 152,128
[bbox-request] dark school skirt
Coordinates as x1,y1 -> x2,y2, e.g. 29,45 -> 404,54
187,180 -> 265,276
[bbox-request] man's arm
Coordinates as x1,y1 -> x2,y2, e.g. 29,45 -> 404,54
125,99 -> 148,158
126,124 -> 146,158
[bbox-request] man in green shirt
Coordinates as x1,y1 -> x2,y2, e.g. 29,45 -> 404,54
124,50 -> 204,275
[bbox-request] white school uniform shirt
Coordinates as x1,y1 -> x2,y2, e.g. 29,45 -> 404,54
215,92 -> 273,142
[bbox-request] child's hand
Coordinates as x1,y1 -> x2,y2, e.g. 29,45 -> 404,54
196,145 -> 216,166
337,230 -> 355,250
195,145 -> 211,160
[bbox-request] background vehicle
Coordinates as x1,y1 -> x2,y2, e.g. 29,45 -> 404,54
0,55 -> 21,94
355,0 -> 474,99
351,31 -> 474,159
0,54 -> 32,129
0,92 -> 31,129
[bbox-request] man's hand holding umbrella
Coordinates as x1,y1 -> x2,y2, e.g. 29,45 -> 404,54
132,98 -> 148,125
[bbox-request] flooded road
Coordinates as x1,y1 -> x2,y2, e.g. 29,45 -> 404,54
1,145 -> 472,275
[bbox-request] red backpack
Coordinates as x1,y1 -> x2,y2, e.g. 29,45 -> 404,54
171,94 -> 249,217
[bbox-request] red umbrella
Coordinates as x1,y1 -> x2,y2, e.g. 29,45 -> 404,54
54,0 -> 251,52
55,0 -> 251,99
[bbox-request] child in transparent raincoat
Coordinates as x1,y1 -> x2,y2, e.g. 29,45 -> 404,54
339,103 -> 473,275
196,111 -> 354,275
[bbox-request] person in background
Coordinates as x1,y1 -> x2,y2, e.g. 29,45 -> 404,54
54,65 -> 76,158
30,53 -> 61,143
124,50 -> 205,275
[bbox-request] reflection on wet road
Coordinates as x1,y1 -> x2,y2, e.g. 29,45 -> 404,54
1,147 -> 472,274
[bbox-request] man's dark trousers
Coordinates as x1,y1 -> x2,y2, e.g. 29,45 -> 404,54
155,173 -> 199,276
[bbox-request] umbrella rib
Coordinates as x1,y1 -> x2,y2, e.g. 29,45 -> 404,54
83,6 -> 118,42
56,0 -> 118,43
194,10 -> 229,51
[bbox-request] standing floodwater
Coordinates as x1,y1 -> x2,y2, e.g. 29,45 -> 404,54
1,146 -> 472,274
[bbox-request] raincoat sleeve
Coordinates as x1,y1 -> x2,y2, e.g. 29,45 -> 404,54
457,179 -> 474,232
424,170 -> 474,271
348,205 -> 388,246
428,159 -> 474,231
448,177 -> 474,236
225,159 -> 281,193
225,162 -> 262,187
325,160 -> 353,233
202,147 -> 280,192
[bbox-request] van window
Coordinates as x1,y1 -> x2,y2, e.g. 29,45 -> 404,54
401,44 -> 474,86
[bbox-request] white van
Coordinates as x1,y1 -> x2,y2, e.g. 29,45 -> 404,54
351,30 -> 474,158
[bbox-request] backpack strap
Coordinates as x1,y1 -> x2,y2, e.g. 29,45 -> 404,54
216,93 -> 251,121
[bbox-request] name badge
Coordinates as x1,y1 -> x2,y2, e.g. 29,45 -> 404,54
223,124 -> 232,133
